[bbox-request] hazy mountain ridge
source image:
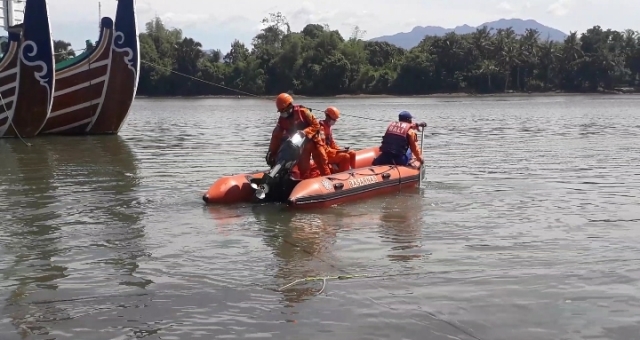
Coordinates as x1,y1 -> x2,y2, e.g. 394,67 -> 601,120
369,18 -> 569,49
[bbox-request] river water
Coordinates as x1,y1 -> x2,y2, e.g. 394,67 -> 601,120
1,95 -> 640,340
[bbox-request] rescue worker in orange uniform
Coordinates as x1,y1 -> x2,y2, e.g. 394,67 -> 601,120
320,107 -> 357,173
266,93 -> 331,179
372,111 -> 426,166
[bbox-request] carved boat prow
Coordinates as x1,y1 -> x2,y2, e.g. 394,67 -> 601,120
41,0 -> 139,135
89,0 -> 139,134
0,0 -> 54,138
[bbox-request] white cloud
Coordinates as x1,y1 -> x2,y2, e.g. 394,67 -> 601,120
496,0 -> 539,16
283,2 -> 375,34
547,0 -> 575,16
136,0 -> 154,16
160,12 -> 210,28
497,2 -> 514,11
27,0 -> 640,53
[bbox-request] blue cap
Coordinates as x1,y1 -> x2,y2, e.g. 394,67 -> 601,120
398,111 -> 413,120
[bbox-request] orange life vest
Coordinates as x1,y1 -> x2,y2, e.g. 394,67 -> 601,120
319,120 -> 334,147
277,105 -> 309,137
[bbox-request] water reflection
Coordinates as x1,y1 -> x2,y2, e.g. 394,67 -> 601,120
205,205 -> 245,236
252,205 -> 337,305
0,137 -> 145,338
378,192 -> 427,262
77,137 -> 149,290
0,140 -> 66,338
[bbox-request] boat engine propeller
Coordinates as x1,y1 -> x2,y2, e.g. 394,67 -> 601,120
251,182 -> 269,199
252,131 -> 307,201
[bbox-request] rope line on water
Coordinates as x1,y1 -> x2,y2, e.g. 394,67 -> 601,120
140,60 -> 390,123
55,48 -> 391,122
277,274 -> 369,293
141,60 -> 269,99
277,237 -> 485,340
276,271 -> 439,294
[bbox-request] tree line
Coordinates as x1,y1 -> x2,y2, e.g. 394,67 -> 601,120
52,12 -> 640,96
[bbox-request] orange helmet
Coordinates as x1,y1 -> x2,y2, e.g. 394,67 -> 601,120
276,93 -> 293,112
324,106 -> 340,120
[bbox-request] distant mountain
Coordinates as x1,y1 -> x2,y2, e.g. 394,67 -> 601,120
369,18 -> 568,49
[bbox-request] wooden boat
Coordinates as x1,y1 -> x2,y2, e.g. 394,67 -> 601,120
88,0 -> 139,134
0,0 -> 54,138
202,146 -> 422,208
39,0 -> 139,135
38,16 -> 114,134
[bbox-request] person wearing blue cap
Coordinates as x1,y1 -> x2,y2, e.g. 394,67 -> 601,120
372,111 -> 426,166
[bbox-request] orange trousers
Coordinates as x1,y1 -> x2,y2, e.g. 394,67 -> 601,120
346,150 -> 357,169
326,149 -> 352,173
298,142 -> 330,179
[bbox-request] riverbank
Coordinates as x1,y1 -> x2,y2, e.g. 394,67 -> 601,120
135,90 -> 640,100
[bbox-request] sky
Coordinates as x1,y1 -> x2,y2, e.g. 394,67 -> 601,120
12,0 -> 640,54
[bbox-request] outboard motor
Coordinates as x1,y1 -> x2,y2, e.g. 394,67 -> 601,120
252,131 -> 307,201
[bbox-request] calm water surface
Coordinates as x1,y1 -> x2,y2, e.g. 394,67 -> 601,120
1,95 -> 640,340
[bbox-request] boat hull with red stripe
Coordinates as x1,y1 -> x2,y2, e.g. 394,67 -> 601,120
87,0 -> 139,134
39,17 -> 114,134
287,162 -> 421,209
0,0 -> 54,138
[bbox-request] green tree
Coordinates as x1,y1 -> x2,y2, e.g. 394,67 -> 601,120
48,14 -> 636,96
53,40 -> 75,64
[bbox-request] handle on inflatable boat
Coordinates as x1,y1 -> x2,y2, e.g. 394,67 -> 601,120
419,126 -> 426,185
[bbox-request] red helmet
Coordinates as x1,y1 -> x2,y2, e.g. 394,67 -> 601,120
276,93 -> 293,112
324,106 -> 340,120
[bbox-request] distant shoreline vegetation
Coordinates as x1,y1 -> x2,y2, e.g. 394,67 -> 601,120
53,13 -> 640,97
133,92 -> 639,100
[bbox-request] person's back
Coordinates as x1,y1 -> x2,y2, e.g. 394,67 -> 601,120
373,111 -> 425,166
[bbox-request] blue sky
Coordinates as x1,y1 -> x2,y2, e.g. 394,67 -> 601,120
11,0 -> 640,54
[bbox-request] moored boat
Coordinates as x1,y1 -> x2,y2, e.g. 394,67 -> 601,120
202,146 -> 423,207
86,0 -> 139,134
39,17 -> 114,134
0,0 -> 54,138
39,0 -> 139,135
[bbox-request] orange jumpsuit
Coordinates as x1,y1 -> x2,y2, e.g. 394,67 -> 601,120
267,105 -> 330,179
405,126 -> 423,163
320,120 -> 356,173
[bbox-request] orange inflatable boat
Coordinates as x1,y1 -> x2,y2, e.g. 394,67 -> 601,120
201,146 -> 423,208
287,160 -> 421,209
202,146 -> 380,204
